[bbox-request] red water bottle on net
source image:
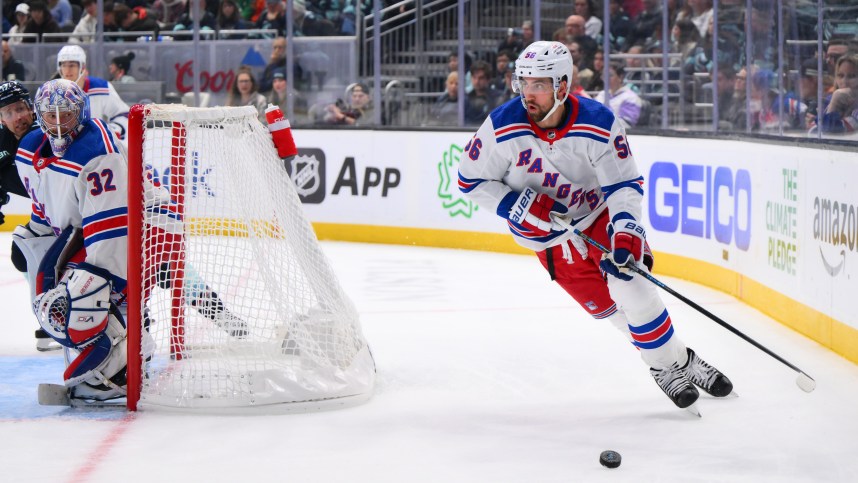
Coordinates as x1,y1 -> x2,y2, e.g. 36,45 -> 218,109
265,104 -> 297,160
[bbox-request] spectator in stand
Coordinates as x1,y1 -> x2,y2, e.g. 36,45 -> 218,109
575,0 -> 603,40
266,68 -> 308,124
608,0 -> 634,52
749,69 -> 807,132
48,0 -> 74,29
624,44 -> 646,88
218,0 -> 250,37
571,64 -> 592,99
236,0 -> 265,23
292,0 -> 335,36
595,61 -> 643,128
152,0 -> 188,26
173,0 -> 217,34
677,0 -> 713,40
672,19 -> 701,63
497,25 -> 525,57
426,71 -> 459,126
339,0 -> 373,36
813,54 -> 858,135
561,15 -> 598,63
520,19 -> 535,47
490,50 -> 514,93
70,0 -> 98,43
23,2 -> 62,43
259,37 -> 303,94
2,42 -> 26,81
322,82 -> 375,126
797,59 -> 826,128
589,49 -> 605,91
825,40 -> 850,77
448,50 -> 472,93
627,0 -> 661,49
622,0 -> 644,20
726,65 -> 750,129
227,67 -> 267,123
465,60 -> 500,125
115,4 -> 161,33
9,4 -> 30,44
710,64 -> 738,129
256,0 -> 287,37
499,66 -> 517,104
567,40 -> 593,89
108,52 -> 137,84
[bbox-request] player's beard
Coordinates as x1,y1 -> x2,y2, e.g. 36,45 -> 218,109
526,98 -> 553,123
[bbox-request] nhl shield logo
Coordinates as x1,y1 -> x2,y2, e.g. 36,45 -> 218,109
289,154 -> 322,198
547,130 -> 556,140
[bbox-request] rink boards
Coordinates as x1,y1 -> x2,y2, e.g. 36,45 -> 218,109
2,129 -> 855,363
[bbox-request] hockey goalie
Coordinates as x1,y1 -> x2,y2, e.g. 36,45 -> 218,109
15,80 -> 248,406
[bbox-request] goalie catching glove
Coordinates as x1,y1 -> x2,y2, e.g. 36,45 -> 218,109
33,263 -> 114,349
504,187 -> 568,240
600,214 -> 646,281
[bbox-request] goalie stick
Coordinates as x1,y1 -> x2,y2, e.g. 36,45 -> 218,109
551,214 -> 817,394
38,384 -> 126,409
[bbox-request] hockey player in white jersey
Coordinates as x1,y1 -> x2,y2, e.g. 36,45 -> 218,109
56,45 -> 129,145
458,41 -> 734,411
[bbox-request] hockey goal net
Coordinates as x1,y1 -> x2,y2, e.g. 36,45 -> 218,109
126,104 -> 375,411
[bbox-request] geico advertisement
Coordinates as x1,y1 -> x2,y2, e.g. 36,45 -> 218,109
287,130 -> 508,233
633,136 -> 857,327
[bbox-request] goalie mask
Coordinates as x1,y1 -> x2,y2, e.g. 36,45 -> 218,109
512,41 -> 574,120
34,79 -> 90,157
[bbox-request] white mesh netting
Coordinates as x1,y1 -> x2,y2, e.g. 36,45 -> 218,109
134,104 -> 374,410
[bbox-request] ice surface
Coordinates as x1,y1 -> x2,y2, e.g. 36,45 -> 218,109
1,235 -> 856,482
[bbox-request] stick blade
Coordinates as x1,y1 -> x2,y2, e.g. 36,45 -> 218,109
38,383 -> 70,406
796,372 -> 816,393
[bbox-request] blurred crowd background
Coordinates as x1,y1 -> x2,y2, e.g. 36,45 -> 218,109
1,0 -> 856,141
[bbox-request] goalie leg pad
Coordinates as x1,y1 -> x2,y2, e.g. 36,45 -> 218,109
64,314 -> 128,390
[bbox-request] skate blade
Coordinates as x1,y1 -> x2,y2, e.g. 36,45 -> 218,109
685,402 -> 702,418
36,345 -> 63,352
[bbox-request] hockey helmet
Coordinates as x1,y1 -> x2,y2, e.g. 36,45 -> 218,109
56,45 -> 87,77
512,41 -> 574,119
34,79 -> 91,157
0,81 -> 32,110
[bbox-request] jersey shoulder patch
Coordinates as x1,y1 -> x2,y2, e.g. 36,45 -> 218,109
64,119 -> 120,164
85,77 -> 111,96
15,130 -> 46,166
575,97 -> 616,132
489,99 -> 535,143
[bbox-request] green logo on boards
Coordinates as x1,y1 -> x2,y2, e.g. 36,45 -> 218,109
437,144 -> 478,218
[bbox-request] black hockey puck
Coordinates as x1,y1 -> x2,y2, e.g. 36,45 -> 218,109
599,450 -> 621,468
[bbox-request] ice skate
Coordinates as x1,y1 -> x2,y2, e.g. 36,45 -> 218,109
685,348 -> 734,397
650,361 -> 699,409
35,328 -> 62,352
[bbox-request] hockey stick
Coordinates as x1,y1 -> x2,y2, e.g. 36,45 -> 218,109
551,214 -> 816,393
